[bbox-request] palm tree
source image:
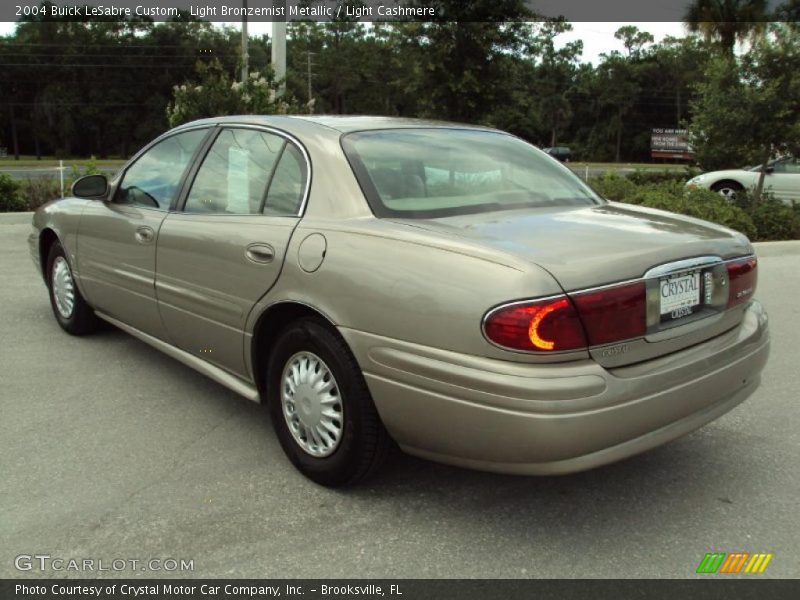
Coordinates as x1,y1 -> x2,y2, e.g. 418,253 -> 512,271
685,0 -> 769,56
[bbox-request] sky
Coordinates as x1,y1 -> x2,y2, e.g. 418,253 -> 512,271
0,21 -> 688,65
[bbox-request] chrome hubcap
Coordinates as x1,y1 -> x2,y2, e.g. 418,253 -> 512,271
52,256 -> 75,319
281,351 -> 343,457
716,187 -> 738,200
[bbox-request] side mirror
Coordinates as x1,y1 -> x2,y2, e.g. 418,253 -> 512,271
765,166 -> 775,174
72,174 -> 108,199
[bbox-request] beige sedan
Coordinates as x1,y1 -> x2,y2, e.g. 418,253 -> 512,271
29,116 -> 770,485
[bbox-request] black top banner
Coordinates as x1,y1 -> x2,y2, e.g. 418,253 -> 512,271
3,0 -> 797,23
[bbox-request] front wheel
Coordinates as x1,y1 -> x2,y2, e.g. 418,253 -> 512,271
267,318 -> 390,486
711,180 -> 744,201
46,241 -> 99,335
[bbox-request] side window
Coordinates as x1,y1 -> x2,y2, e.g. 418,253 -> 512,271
263,144 -> 307,216
116,129 -> 207,209
772,158 -> 800,174
184,128 -> 285,214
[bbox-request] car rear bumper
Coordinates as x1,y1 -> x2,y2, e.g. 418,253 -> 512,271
340,300 -> 770,475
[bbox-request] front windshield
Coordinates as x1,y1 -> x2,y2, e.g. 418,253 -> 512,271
341,128 -> 602,218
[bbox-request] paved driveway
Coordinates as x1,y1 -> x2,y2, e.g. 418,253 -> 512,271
1,216 -> 798,579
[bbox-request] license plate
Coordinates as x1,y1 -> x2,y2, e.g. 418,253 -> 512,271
660,271 -> 700,320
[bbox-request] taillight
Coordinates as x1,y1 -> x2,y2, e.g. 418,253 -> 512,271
726,257 -> 757,308
483,281 -> 647,353
570,281 -> 647,346
483,296 -> 587,352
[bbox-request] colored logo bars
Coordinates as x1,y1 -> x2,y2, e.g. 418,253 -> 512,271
696,552 -> 773,574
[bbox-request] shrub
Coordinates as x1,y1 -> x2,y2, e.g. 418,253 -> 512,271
19,177 -> 62,211
587,172 -> 638,201
0,173 -> 26,212
6,158 -> 102,212
69,156 -> 101,180
626,180 -> 687,204
167,60 -> 297,127
621,187 -> 758,240
626,168 -> 700,186
749,199 -> 800,241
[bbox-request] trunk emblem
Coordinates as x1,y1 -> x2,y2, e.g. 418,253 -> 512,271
600,344 -> 630,357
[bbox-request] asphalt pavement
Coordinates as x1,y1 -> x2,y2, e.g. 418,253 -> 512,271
1,215 -> 798,579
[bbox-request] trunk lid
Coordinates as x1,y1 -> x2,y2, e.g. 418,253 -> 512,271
392,202 -> 755,366
394,202 -> 752,291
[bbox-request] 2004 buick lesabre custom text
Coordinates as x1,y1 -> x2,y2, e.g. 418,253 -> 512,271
29,116 -> 770,486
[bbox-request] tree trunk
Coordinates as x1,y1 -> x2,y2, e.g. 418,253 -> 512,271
753,145 -> 772,204
721,27 -> 736,58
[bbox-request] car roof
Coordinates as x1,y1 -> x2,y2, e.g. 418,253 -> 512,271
173,114 -> 499,136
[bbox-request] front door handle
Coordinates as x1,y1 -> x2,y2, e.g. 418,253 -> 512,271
245,243 -> 275,264
135,226 -> 155,244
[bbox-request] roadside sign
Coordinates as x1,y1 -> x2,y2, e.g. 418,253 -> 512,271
651,128 -> 694,160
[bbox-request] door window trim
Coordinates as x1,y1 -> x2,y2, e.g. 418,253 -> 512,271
174,123 -> 312,218
111,125 -> 216,213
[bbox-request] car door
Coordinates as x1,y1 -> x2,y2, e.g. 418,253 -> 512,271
768,157 -> 800,203
77,127 -> 211,339
155,126 -> 309,378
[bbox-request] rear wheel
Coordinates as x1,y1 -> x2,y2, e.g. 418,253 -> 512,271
267,317 -> 390,486
46,241 -> 99,335
711,180 -> 744,201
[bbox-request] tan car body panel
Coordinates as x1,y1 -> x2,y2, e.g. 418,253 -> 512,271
77,202 -> 170,338
156,213 -> 298,378
343,301 -> 768,473
29,115 -> 771,476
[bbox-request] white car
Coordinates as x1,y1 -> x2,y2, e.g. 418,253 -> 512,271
687,156 -> 800,204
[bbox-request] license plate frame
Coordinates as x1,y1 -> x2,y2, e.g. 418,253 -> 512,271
659,270 -> 701,323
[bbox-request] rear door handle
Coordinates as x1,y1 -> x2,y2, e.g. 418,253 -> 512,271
245,243 -> 275,264
135,226 -> 155,244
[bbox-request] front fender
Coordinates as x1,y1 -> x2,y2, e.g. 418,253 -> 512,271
31,197 -> 92,283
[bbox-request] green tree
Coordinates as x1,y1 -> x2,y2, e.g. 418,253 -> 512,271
690,24 -> 800,199
595,52 -> 640,162
651,36 -> 709,126
530,20 -> 583,147
685,0 -> 768,56
775,0 -> 799,21
614,25 -> 655,59
411,1 -> 537,123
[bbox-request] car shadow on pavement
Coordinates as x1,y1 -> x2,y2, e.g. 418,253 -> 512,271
70,321 -> 765,544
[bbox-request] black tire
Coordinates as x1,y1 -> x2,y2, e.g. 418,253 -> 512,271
46,240 -> 99,335
267,317 -> 390,486
711,180 -> 743,201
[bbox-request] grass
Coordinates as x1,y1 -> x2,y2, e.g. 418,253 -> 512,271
0,156 -> 126,168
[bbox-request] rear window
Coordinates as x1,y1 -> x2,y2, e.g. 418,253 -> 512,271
341,128 -> 600,218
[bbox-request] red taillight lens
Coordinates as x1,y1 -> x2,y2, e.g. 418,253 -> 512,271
483,296 -> 587,352
570,281 -> 647,346
726,257 -> 757,308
